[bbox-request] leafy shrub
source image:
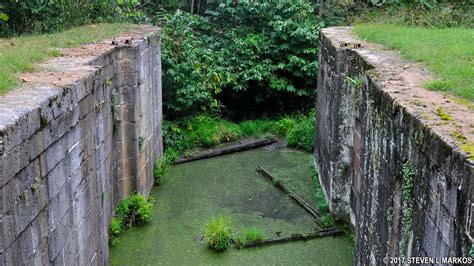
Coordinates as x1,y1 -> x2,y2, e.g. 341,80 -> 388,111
204,215 -> 232,252
109,217 -> 124,246
285,112 -> 315,152
156,11 -> 223,118
109,193 -> 153,245
186,115 -> 242,147
321,213 -> 336,228
160,111 -> 316,163
239,119 -> 277,137
156,1 -> 321,118
154,148 -> 179,185
116,194 -> 153,227
0,0 -> 148,37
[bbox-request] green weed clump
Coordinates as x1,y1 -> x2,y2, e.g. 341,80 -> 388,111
204,215 -> 232,252
285,112 -> 316,152
237,227 -> 265,245
311,167 -> 329,213
187,115 -> 242,148
159,111 -> 316,170
321,213 -> 336,228
239,119 -> 277,137
154,149 -> 179,185
436,107 -> 452,121
311,165 -> 335,228
109,194 -> 153,245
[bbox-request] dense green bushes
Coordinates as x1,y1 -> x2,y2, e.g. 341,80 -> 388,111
109,194 -> 154,245
155,1 -> 321,118
163,112 -> 315,154
154,112 -> 315,185
0,0 -> 147,37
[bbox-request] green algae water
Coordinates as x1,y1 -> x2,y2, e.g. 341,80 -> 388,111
110,148 -> 353,265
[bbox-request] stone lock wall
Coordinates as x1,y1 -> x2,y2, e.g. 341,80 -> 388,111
0,25 -> 162,265
315,27 -> 473,264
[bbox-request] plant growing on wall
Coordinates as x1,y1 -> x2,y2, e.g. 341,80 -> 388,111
399,161 -> 415,255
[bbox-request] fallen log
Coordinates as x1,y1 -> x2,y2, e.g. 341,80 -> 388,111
174,138 -> 278,164
237,228 -> 344,249
256,166 -> 323,227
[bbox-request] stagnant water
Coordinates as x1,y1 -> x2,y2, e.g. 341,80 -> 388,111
110,148 -> 353,265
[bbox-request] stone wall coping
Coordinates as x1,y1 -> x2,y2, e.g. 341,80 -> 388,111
0,25 -> 159,159
321,27 -> 474,167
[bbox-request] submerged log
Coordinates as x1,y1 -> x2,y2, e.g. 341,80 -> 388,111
174,138 -> 278,164
238,228 -> 344,249
256,166 -> 323,227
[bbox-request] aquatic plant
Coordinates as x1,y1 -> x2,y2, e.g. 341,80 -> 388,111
237,227 -> 265,245
321,213 -> 336,228
108,193 -> 153,245
154,148 -> 179,185
204,215 -> 232,252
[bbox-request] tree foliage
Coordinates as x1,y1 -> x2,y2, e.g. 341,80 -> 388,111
156,1 -> 322,118
0,0 -> 148,37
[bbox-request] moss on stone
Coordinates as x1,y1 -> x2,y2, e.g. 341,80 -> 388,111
386,206 -> 394,225
436,107 -> 452,121
409,99 -> 424,107
39,115 -> 48,128
460,143 -> 474,160
400,161 -> 415,255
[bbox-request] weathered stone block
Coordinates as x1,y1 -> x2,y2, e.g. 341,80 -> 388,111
0,26 -> 162,264
316,27 -> 473,264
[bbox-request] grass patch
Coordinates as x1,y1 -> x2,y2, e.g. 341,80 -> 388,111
237,227 -> 265,245
204,215 -> 232,252
0,23 -> 131,94
310,165 -> 335,228
109,193 -> 153,246
164,112 -> 316,155
353,24 -> 474,100
154,112 -> 316,184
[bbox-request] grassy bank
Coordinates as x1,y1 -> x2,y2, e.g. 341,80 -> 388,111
0,23 -> 131,94
154,112 -> 315,184
353,24 -> 474,100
